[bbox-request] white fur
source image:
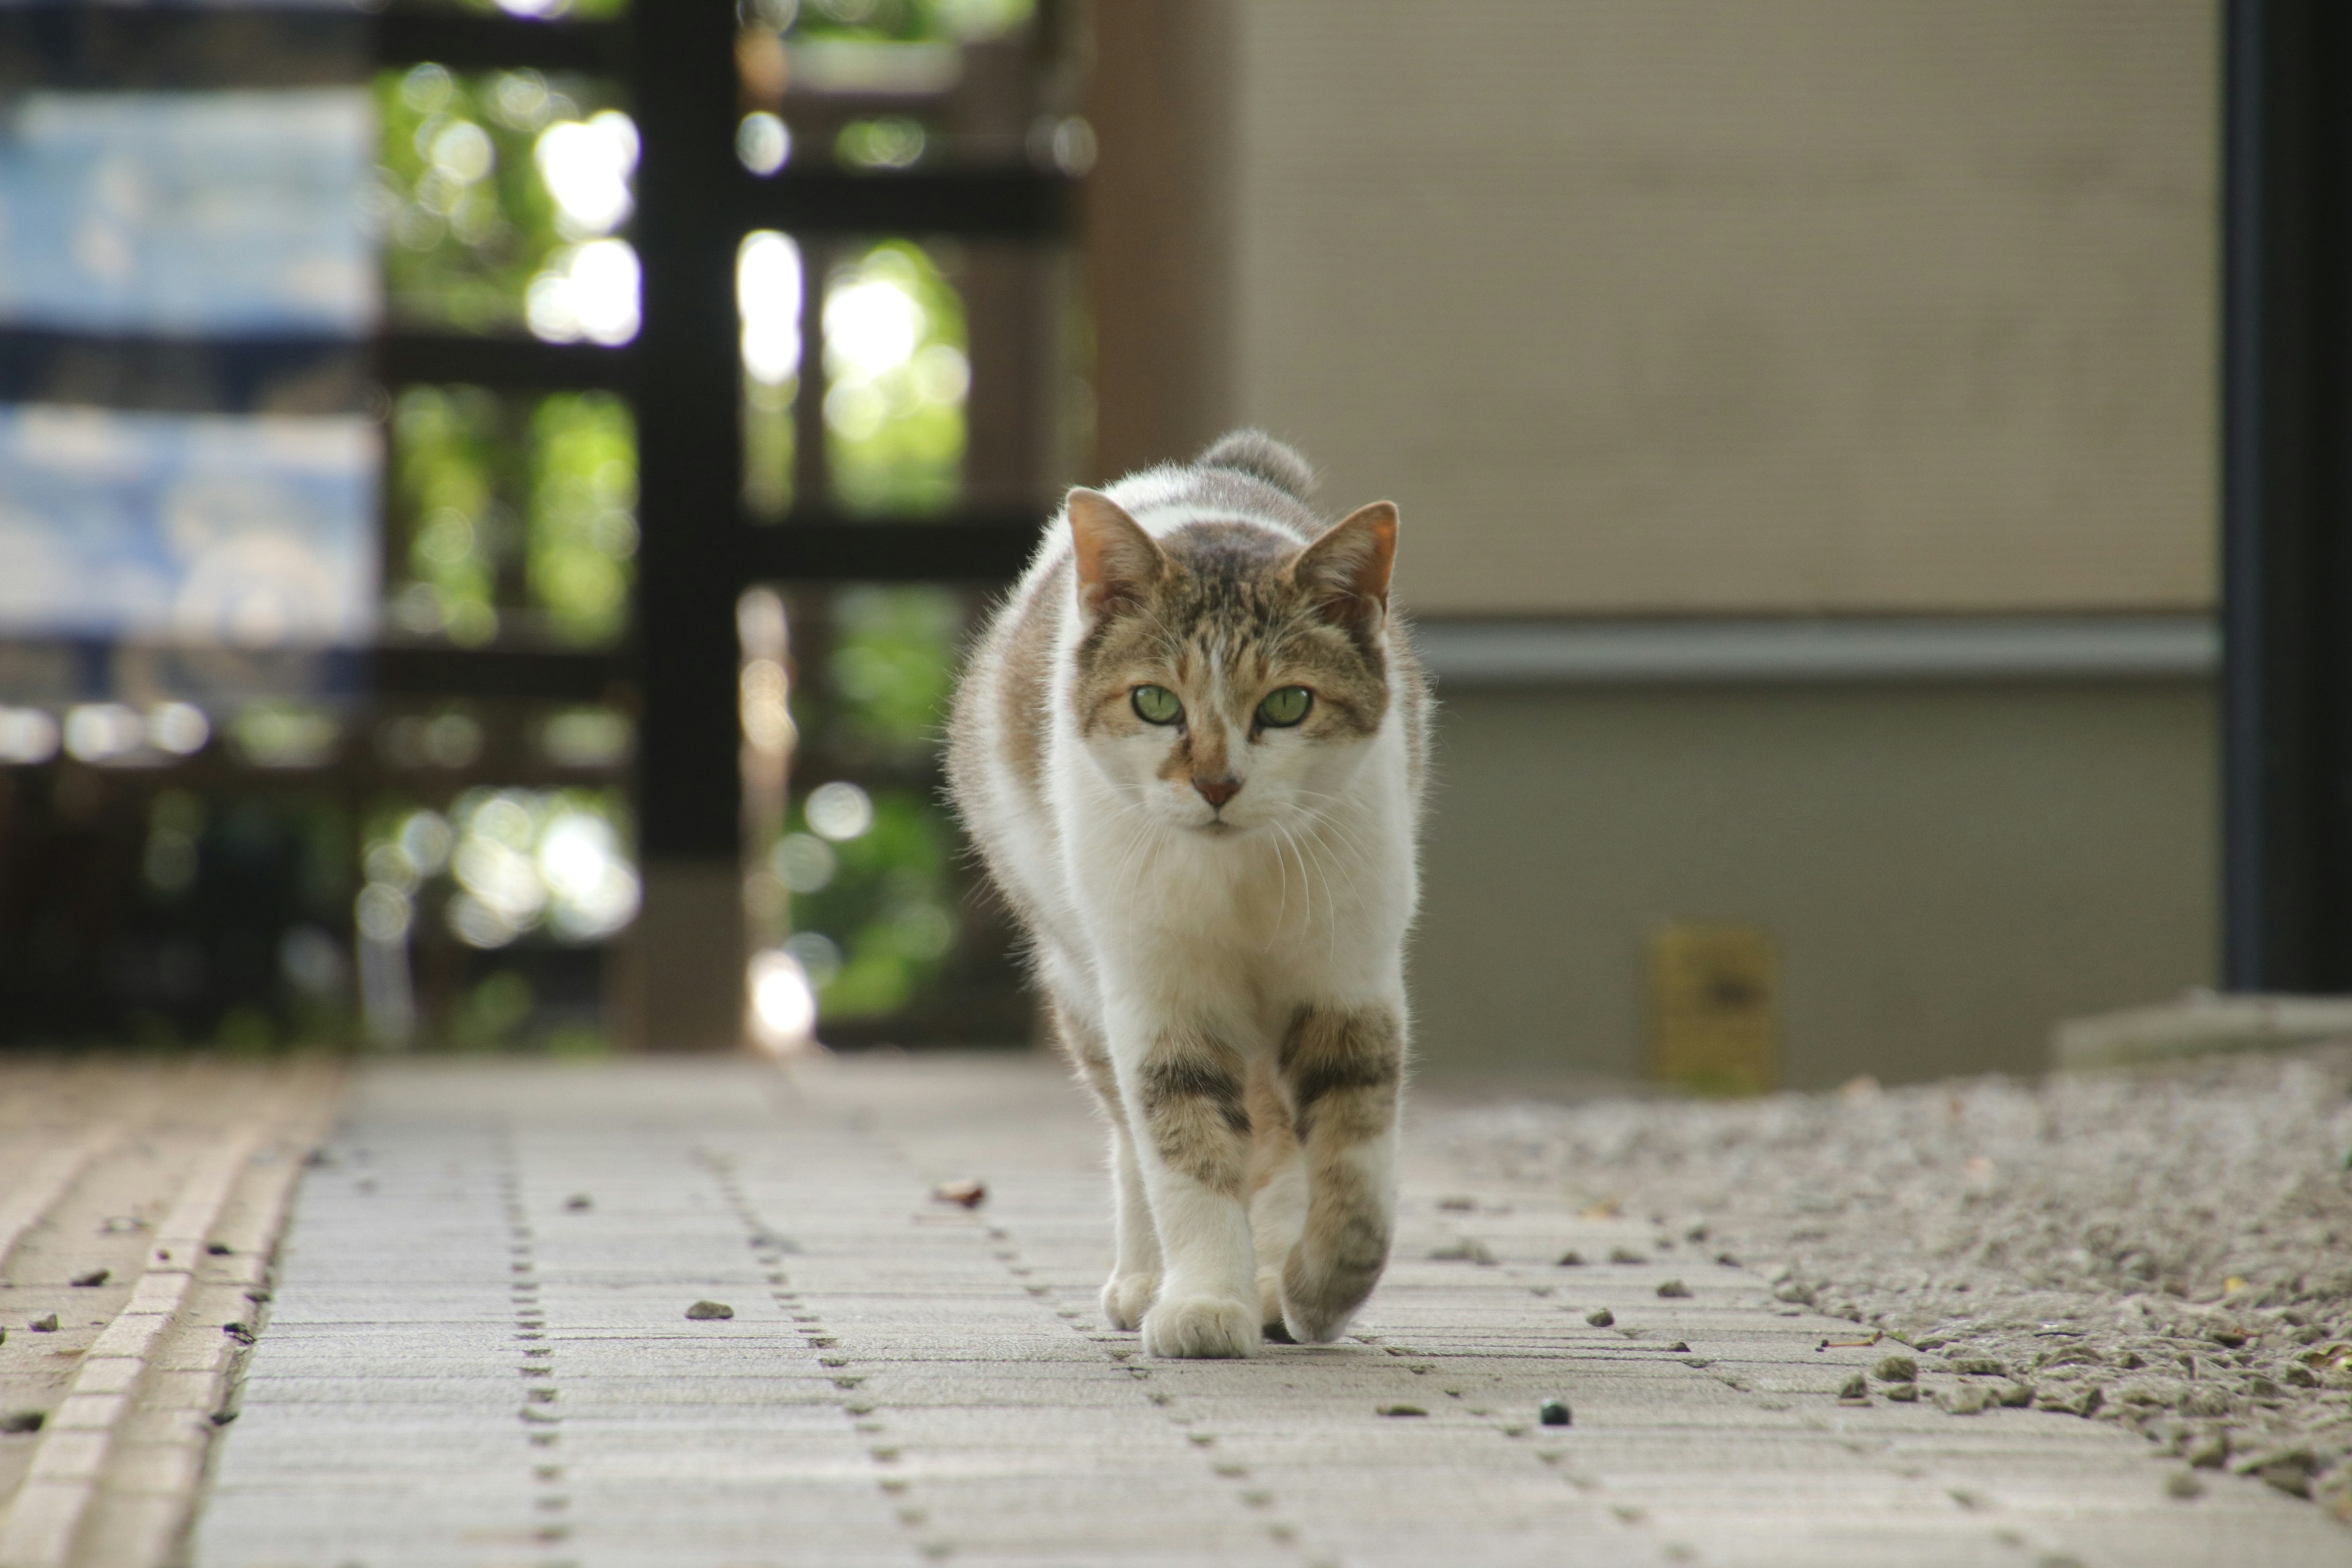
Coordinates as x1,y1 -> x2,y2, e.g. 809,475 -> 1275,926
954,466 -> 1422,1355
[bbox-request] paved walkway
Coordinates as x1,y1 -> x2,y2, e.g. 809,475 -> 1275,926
0,1059 -> 340,1568
165,1054 -> 2346,1568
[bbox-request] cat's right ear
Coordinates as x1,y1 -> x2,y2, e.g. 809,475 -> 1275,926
1067,489 -> 1164,621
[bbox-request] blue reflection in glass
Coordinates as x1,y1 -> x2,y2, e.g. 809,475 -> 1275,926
0,405 -> 379,645
0,89 -> 376,337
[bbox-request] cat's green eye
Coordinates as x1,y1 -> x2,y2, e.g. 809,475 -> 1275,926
1131,685 -> 1183,725
1257,686 -> 1313,728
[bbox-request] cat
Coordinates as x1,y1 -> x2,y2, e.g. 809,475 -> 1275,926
948,429 -> 1428,1358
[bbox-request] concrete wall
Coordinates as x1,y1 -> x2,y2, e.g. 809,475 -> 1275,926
1084,2 -> 2225,1087
1412,678 -> 2217,1088
1226,0 -> 2219,615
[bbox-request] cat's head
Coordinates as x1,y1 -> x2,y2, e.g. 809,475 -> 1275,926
1063,489 -> 1399,837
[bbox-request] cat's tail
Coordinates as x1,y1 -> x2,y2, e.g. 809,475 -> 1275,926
1197,429 -> 1316,501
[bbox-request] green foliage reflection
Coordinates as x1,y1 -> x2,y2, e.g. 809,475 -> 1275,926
792,0 -> 1033,42
773,586 -> 966,1022
390,388 -> 638,647
824,241 -> 967,514
375,64 -> 630,334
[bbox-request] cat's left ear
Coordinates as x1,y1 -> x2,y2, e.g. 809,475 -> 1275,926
1290,502 -> 1398,635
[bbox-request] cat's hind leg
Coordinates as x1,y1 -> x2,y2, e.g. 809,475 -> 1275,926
1276,1001 -> 1404,1343
1056,1000 -> 1161,1330
1245,1065 -> 1308,1341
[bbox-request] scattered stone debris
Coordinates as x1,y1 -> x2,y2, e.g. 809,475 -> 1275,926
1607,1247 -> 1647,1265
1376,1404 -> 1427,1418
931,1178 -> 987,1209
565,1194 -> 593,1212
28,1314 -> 57,1333
1,1411 -> 44,1434
1936,1384 -> 1994,1415
1885,1383 -> 1920,1403
1428,1239 -> 1499,1265
1585,1308 -> 1615,1328
1872,1355 -> 1917,1384
1431,1043 -> 2352,1513
1656,1280 -> 1692,1298
685,1300 -> 735,1321
1838,1374 -> 1869,1402
1555,1250 -> 1585,1267
70,1268 -> 109,1287
1539,1398 -> 1572,1427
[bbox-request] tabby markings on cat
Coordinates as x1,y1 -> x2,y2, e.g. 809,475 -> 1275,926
948,430 -> 1428,1358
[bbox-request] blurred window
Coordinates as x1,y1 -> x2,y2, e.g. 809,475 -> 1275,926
0,0 -> 1081,1052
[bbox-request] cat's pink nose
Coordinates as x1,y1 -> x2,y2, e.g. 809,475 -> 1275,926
1193,775 -> 1242,809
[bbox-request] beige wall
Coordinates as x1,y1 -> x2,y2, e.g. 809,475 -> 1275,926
1412,679 -> 2217,1088
1226,1 -> 2219,616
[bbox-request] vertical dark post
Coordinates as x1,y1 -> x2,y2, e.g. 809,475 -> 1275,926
1084,0 -> 1235,480
627,0 -> 748,1047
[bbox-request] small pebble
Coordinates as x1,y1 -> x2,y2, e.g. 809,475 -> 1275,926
222,1322 -> 256,1346
2166,1472 -> 2204,1501
1585,1308 -> 1615,1328
1872,1354 -> 1918,1383
1,1411 -> 43,1434
1555,1250 -> 1585,1267
1950,1357 -> 2006,1377
1608,1247 -> 1648,1265
565,1195 -> 593,1212
1436,1195 -> 1477,1212
1936,1384 -> 1993,1415
207,1242 -> 232,1256
1838,1374 -> 1869,1401
1538,1398 -> 1572,1427
931,1178 -> 987,1209
1376,1404 -> 1427,1418
1885,1382 -> 1920,1403
685,1300 -> 735,1321
29,1314 -> 58,1333
70,1268 -> 108,1288
1656,1280 -> 1692,1298
2186,1433 -> 2230,1469
1428,1239 -> 1498,1265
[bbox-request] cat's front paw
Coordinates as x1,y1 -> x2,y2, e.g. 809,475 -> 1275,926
1100,1272 -> 1159,1330
1141,1294 -> 1259,1359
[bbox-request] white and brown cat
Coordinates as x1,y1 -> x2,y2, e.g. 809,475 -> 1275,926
948,431 -> 1428,1358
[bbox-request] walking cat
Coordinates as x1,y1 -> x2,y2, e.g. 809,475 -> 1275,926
948,431 -> 1428,1358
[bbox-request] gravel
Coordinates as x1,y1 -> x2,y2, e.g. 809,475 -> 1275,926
1433,1045 -> 2352,1518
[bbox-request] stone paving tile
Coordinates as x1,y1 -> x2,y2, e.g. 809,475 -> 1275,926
187,1055 -> 2352,1568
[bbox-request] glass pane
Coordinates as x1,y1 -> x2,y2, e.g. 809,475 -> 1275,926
386,0 -> 628,15
354,783 -> 637,1049
375,64 -> 636,339
387,385 -> 637,647
738,230 -> 802,519
744,583 -> 1024,1046
823,240 -> 966,514
734,0 -> 1085,176
0,405 -> 379,647
0,89 -> 376,337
